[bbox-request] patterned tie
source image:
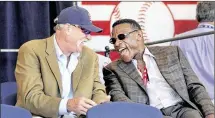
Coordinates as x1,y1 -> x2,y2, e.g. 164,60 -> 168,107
137,61 -> 148,86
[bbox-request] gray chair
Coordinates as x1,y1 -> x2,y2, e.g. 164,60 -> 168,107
1,104 -> 32,118
86,102 -> 163,118
0,82 -> 17,105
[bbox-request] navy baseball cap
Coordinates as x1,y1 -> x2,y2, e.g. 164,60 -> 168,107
56,6 -> 102,33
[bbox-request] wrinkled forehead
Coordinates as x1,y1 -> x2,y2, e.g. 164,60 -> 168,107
111,23 -> 132,37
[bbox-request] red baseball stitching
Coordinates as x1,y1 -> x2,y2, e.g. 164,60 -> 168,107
113,6 -> 121,20
137,2 -> 155,41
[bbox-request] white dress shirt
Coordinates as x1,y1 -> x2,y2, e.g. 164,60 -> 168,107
132,47 -> 183,109
97,54 -> 111,84
54,35 -> 80,117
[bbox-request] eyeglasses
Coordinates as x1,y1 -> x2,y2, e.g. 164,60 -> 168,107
71,24 -> 91,35
81,28 -> 91,35
109,29 -> 138,44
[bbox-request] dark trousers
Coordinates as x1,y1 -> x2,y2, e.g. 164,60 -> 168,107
161,102 -> 202,118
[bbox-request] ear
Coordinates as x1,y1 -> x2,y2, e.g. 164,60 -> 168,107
137,30 -> 142,41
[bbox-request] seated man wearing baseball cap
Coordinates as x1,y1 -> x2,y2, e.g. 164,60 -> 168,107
15,6 -> 110,118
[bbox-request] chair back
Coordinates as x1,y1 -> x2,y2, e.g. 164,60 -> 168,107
86,102 -> 163,118
1,104 -> 32,118
0,82 -> 17,105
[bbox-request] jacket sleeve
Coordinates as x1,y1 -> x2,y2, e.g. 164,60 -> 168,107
15,44 -> 61,117
103,64 -> 133,102
177,46 -> 214,117
91,55 -> 109,104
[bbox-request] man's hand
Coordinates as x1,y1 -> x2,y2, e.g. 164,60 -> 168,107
205,114 -> 214,118
67,97 -> 97,115
99,95 -> 111,104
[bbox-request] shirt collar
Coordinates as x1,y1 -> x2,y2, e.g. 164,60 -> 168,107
132,47 -> 155,63
144,47 -> 155,58
54,34 -> 64,59
54,35 -> 80,60
198,22 -> 214,29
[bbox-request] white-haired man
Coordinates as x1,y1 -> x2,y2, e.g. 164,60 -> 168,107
15,6 -> 110,118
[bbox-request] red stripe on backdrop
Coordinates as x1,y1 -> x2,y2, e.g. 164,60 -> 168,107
82,1 -> 197,5
91,21 -> 110,35
91,20 -> 198,36
163,1 -> 197,4
95,20 -> 199,60
82,1 -> 119,5
174,20 -> 198,35
83,1 -> 199,61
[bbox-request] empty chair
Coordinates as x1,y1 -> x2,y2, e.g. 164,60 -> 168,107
0,82 -> 17,105
86,102 -> 163,118
1,104 -> 32,118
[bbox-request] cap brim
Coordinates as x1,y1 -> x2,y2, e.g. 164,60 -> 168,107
81,24 -> 103,33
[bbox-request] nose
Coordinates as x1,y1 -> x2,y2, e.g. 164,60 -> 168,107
114,38 -> 121,47
114,39 -> 122,50
86,34 -> 92,40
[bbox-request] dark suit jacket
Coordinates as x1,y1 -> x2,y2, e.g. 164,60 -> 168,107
103,46 -> 214,117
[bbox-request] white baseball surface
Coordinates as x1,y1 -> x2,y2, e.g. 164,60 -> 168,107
110,2 -> 175,46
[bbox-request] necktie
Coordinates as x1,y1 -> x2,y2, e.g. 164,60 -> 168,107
137,62 -> 148,86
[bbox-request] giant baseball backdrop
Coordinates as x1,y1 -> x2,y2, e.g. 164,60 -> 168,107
78,1 -> 198,60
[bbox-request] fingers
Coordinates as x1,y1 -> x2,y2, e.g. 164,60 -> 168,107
103,95 -> 111,102
79,106 -> 88,115
72,96 -> 111,115
84,98 -> 97,106
82,101 -> 94,109
77,98 -> 96,115
107,95 -> 111,100
79,110 -> 86,115
98,95 -> 111,104
67,97 -> 97,116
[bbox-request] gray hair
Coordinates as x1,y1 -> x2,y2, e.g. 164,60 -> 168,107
54,17 -> 58,24
53,17 -> 65,31
196,1 -> 215,22
112,19 -> 142,30
54,24 -> 65,31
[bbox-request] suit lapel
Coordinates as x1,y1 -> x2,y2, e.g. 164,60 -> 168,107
149,47 -> 185,98
118,61 -> 147,92
72,51 -> 84,92
45,35 -> 62,95
149,47 -> 169,80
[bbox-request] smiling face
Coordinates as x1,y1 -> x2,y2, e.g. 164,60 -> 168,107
64,24 -> 91,53
111,23 -> 144,62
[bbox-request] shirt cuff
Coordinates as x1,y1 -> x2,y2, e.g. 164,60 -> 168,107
58,98 -> 69,115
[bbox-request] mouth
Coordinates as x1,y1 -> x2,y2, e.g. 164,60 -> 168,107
118,47 -> 127,53
80,39 -> 88,45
